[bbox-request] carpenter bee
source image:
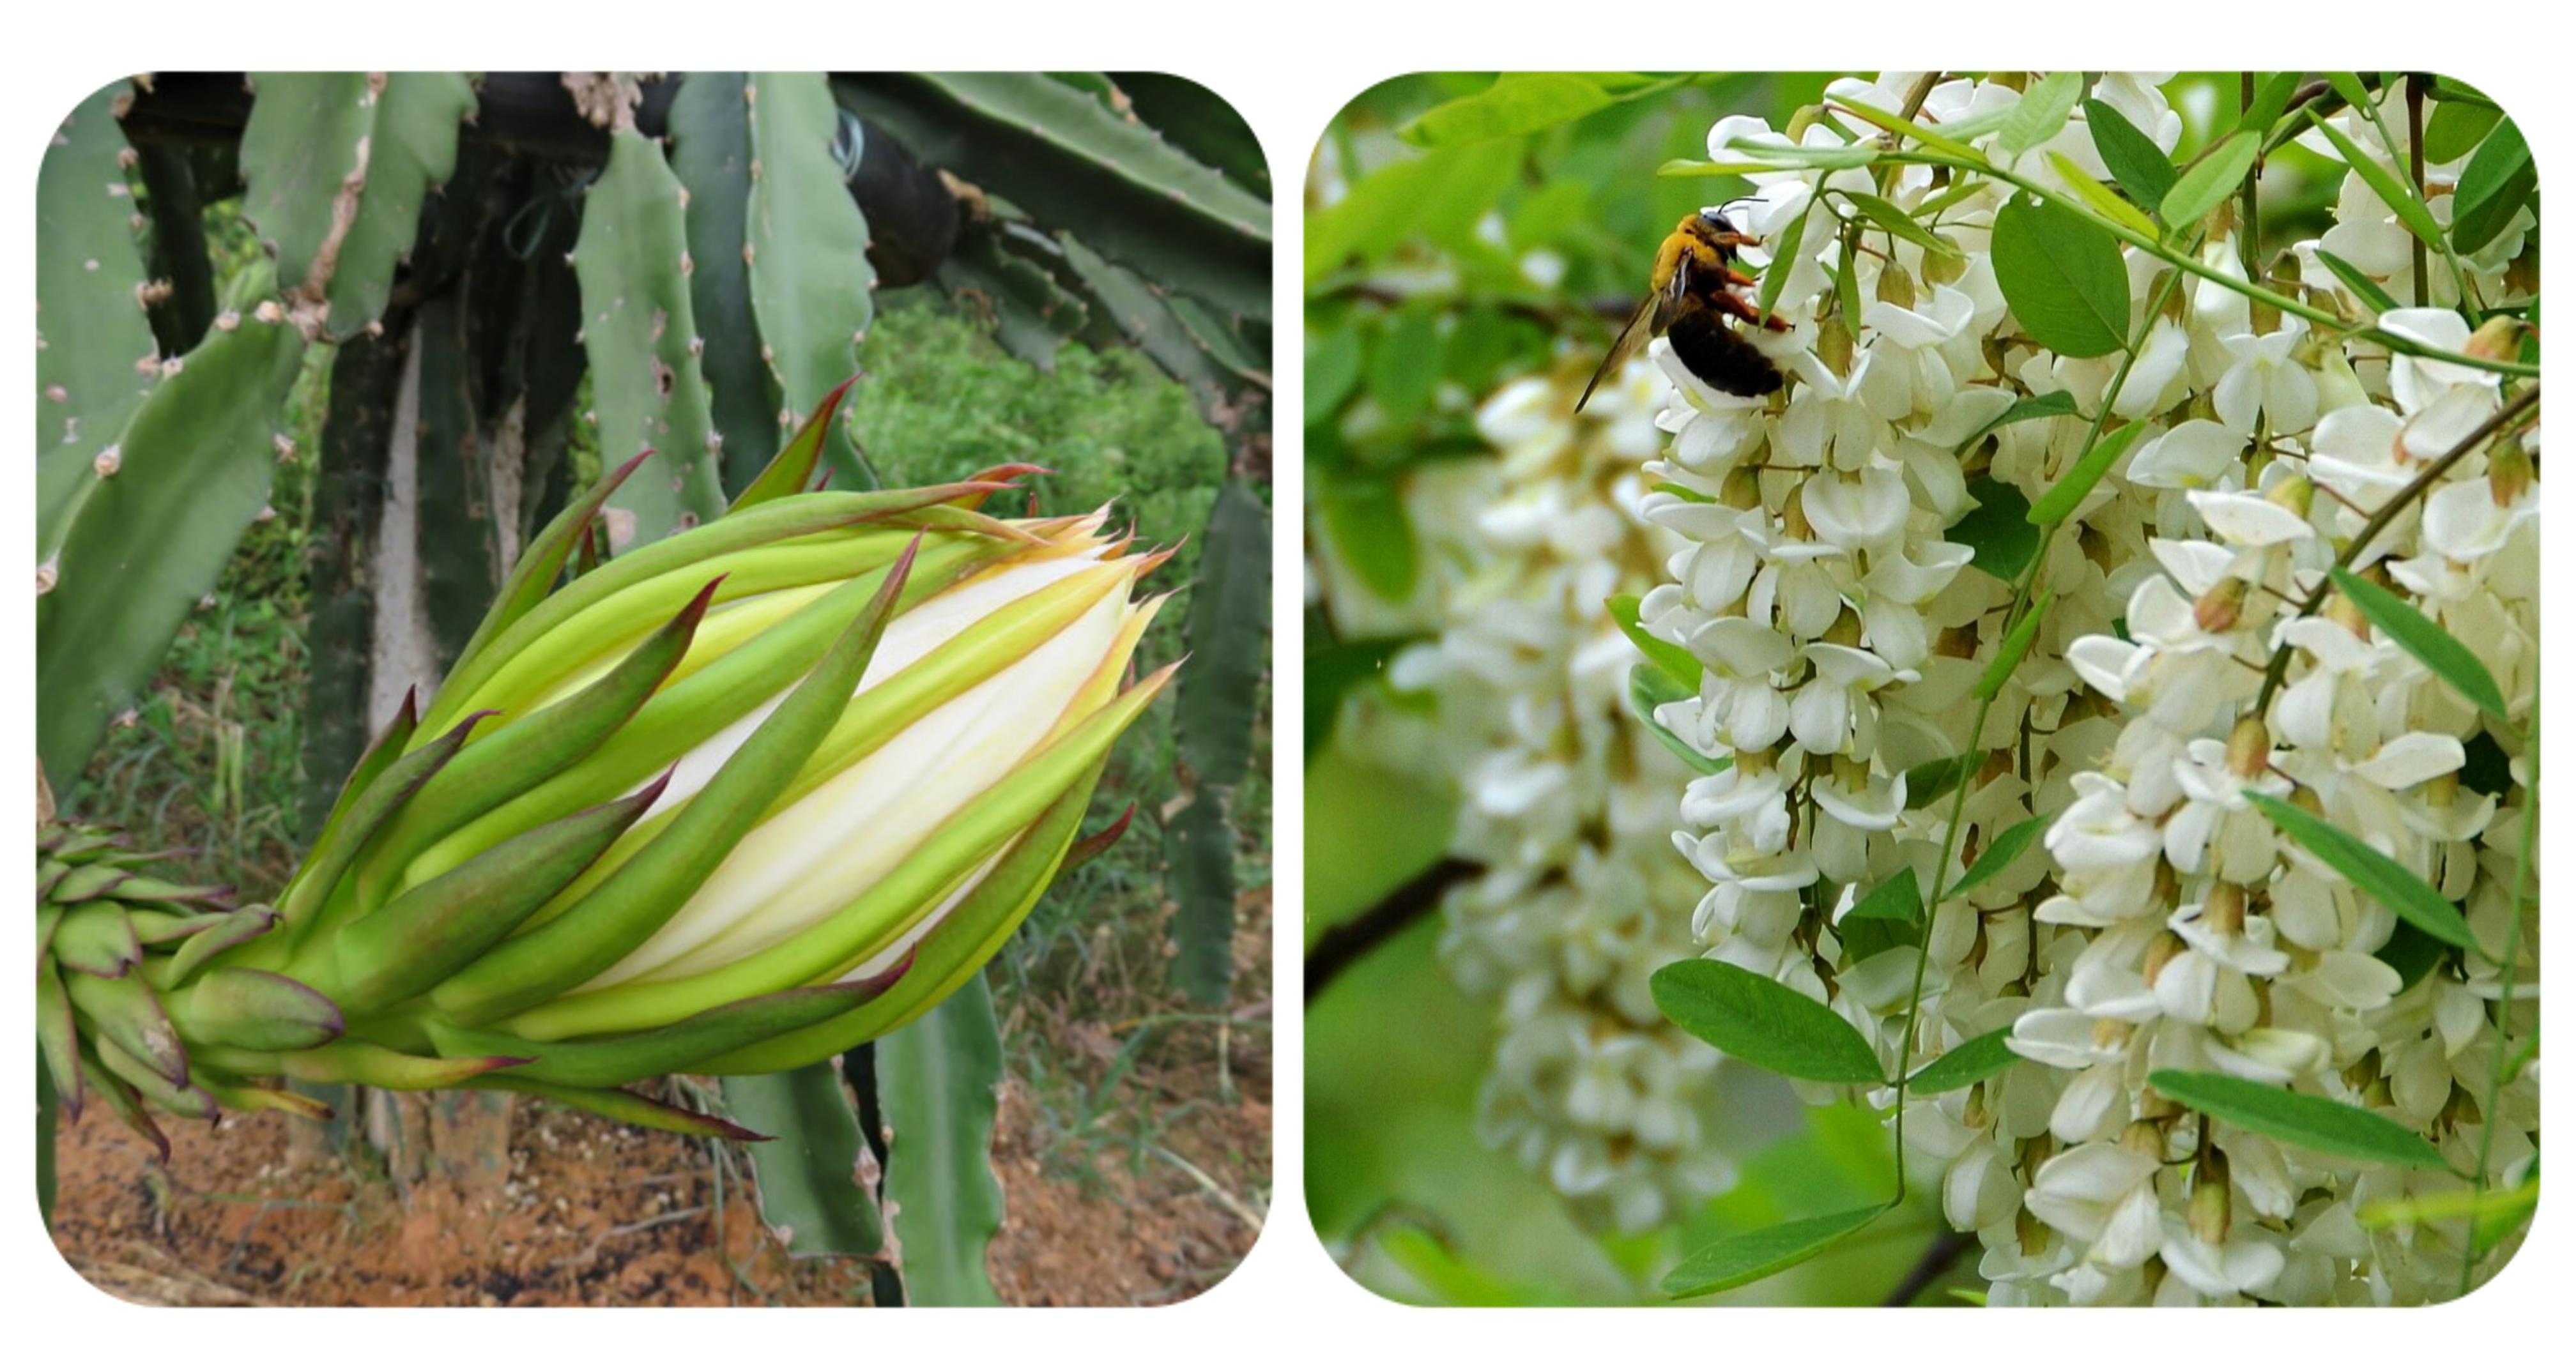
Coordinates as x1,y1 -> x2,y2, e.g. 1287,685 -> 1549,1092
1576,208 -> 1790,412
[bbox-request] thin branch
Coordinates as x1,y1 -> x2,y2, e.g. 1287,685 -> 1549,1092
1303,858 -> 1482,1003
2250,386 -> 2539,715
1882,1228 -> 1976,1306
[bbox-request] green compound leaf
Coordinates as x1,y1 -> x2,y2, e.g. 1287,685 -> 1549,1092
1948,476 -> 2039,581
2311,117 -> 2449,254
1651,959 -> 1885,1085
2238,72 -> 2304,137
2159,130 -> 2260,231
1954,390 -> 2079,457
1313,469 -> 1417,602
2315,247 -> 2400,316
2329,568 -> 2508,717
2147,1069 -> 2457,1173
1973,590 -> 2055,701
2028,418 -> 2148,528
875,972 -> 1006,1306
1946,812 -> 2046,900
1662,1203 -> 1894,1300
1991,193 -> 2129,359
2084,98 -> 2178,210
721,1063 -> 887,1258
1609,593 -> 1704,691
2451,119 -> 2533,255
1629,662 -> 1727,777
746,72 -> 877,486
1835,190 -> 1963,262
2245,793 -> 2480,954
2423,97 -> 2504,165
1305,324 -> 1364,427
2048,152 -> 2162,241
1908,1027 -> 2021,1095
1903,754 -> 1975,810
2000,72 -> 2085,158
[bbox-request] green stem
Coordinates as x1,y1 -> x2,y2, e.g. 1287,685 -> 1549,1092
1886,253 -> 2195,1200
2461,701 -> 2536,1295
2240,74 -> 2262,284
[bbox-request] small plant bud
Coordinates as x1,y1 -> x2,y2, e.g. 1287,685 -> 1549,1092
2195,576 -> 2248,632
2018,1205 -> 2051,1256
2189,1150 -> 2233,1244
1878,263 -> 1918,312
2465,316 -> 2527,363
2264,470 -> 2315,519
2143,929 -> 2188,985
2325,589 -> 2373,639
1823,606 -> 1863,648
1721,466 -> 1763,510
2488,434 -> 2534,506
1923,238 -> 1967,285
2227,717 -> 2271,777
2120,1118 -> 2166,1157
1815,312 -> 1855,375
2203,881 -> 2247,936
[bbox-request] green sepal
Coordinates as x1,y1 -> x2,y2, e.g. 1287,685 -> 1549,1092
47,863 -> 135,904
195,1040 -> 532,1091
298,688 -> 419,885
160,906 -> 282,987
728,377 -> 857,512
50,900 -> 143,977
442,450 -> 652,691
433,538 -> 924,1025
692,758 -> 1103,1074
425,484 -> 1016,733
79,1054 -> 170,1162
480,1075 -> 767,1141
408,536 -> 1010,886
36,858 -> 70,901
94,1035 -> 218,1120
279,709 -> 492,936
125,906 -> 238,946
327,775 -> 674,1011
63,966 -> 188,1086
37,959 -> 84,1120
195,1074 -> 335,1122
429,968 -> 907,1089
164,968 -> 344,1053
357,581 -> 718,901
525,663 -> 1174,1040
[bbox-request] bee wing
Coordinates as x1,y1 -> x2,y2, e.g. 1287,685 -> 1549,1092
1575,291 -> 1668,414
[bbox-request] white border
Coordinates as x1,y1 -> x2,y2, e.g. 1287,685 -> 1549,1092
5,4 -> 2564,1363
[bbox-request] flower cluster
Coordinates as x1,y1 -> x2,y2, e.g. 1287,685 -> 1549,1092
1317,358 -> 1742,1233
1638,73 -> 2538,1304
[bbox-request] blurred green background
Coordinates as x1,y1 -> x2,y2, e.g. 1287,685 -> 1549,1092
1301,70 -> 2352,1306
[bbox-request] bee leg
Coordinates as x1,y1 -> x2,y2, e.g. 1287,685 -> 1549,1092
1706,289 -> 1793,332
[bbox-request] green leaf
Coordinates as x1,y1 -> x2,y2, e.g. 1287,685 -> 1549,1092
1754,199 -> 1812,323
2451,120 -> 2533,255
1629,662 -> 1726,776
2159,130 -> 2261,229
1399,73 -> 1669,147
2000,72 -> 2085,157
2374,920 -> 2448,991
1368,303 -> 1445,428
2048,153 -> 2163,240
2423,100 -> 2504,165
2147,1069 -> 2457,1173
2246,793 -> 2480,953
2237,72 -> 2303,137
2311,117 -> 2449,253
2028,418 -> 2148,527
1835,190 -> 1963,261
721,1065 -> 887,1258
1719,135 -> 1880,171
875,973 -> 1006,1305
1973,590 -> 2055,701
2314,247 -> 2400,316
2328,568 -> 2507,717
1841,866 -> 1923,927
1651,959 -> 1885,1084
1954,390 -> 2080,457
1314,471 -> 1418,602
1946,813 -> 2046,899
1903,754 -> 1974,810
1305,636 -> 1414,763
1830,96 -> 1981,161
1907,1027 -> 2021,1095
1609,593 -> 1703,690
1947,476 -> 2039,581
2323,73 -> 2375,115
1662,1204 -> 1894,1299
1989,193 -> 2131,359
1376,1221 -> 1581,1306
2084,99 -> 2178,210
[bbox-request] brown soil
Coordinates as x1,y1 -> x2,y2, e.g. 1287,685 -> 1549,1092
47,894 -> 1271,1309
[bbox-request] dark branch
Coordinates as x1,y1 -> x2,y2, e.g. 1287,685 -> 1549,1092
1303,858 -> 1482,1003
1882,1228 -> 1976,1307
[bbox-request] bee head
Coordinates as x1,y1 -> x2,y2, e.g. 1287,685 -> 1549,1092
1696,208 -> 1741,237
